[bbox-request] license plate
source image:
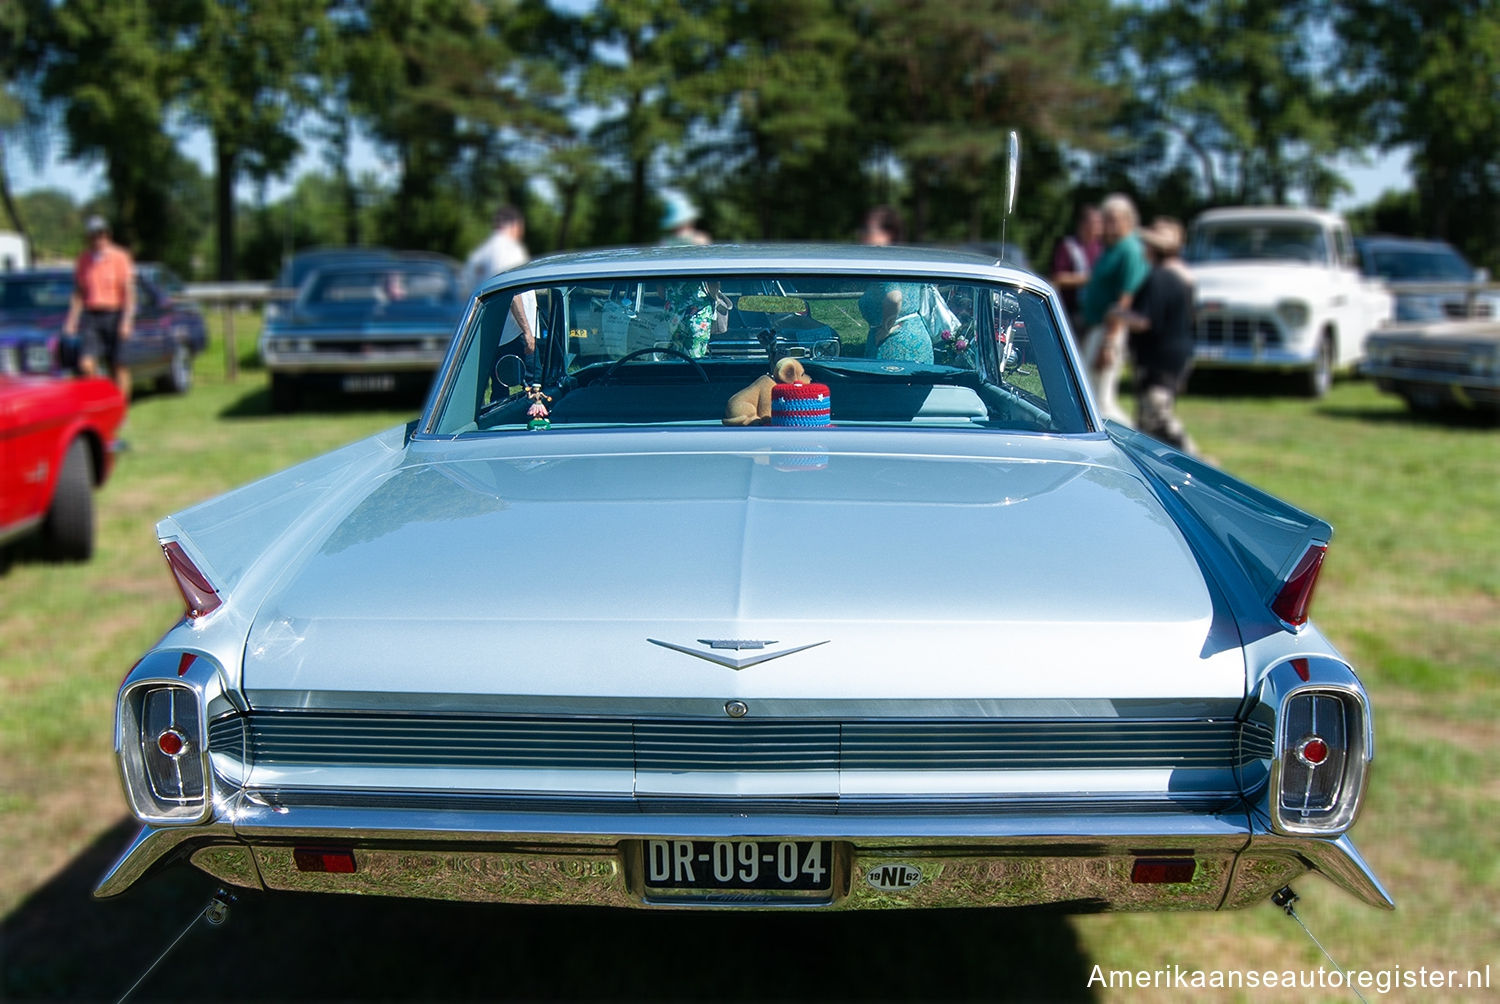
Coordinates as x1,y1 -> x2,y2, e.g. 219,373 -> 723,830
342,374 -> 396,393
643,839 -> 833,893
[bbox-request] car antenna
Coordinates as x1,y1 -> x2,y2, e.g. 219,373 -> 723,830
1000,130 -> 1019,263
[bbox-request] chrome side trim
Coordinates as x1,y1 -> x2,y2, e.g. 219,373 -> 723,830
93,822 -> 244,899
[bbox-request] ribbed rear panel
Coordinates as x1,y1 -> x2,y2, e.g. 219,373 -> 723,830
210,712 -> 1269,773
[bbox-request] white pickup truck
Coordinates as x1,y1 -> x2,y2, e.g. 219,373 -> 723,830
1185,207 -> 1393,396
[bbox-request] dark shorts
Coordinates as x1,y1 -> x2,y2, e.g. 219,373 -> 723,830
78,309 -> 123,373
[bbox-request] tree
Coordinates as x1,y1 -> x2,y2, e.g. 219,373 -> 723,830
1335,0 -> 1500,271
848,0 -> 1118,241
44,0 -> 185,259
683,0 -> 860,239
0,0 -> 55,257
338,0 -> 562,255
1116,0 -> 1358,207
167,0 -> 323,279
581,0 -> 731,243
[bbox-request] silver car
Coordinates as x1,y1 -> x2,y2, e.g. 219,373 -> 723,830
99,244 -> 1390,913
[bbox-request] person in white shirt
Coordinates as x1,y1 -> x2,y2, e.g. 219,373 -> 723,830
462,206 -> 538,372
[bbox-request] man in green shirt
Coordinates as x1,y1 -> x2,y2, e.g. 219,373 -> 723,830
1079,194 -> 1150,424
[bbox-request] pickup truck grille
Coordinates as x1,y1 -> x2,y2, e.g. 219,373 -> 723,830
208,712 -> 1274,773
1196,316 -> 1284,348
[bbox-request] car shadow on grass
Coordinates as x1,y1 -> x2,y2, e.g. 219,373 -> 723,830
1316,403 -> 1499,428
4,819 -> 1096,1001
218,385 -> 427,420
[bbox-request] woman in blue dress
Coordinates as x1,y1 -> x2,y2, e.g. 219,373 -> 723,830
858,282 -> 935,364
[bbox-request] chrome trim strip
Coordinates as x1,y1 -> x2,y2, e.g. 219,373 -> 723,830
94,801 -> 1389,910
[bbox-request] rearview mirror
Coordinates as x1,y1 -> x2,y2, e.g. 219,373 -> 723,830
494,354 -> 528,390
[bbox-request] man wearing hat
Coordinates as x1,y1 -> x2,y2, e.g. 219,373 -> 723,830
63,215 -> 136,400
1111,217 -> 1198,454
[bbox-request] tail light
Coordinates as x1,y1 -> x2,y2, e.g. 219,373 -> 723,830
118,682 -> 209,823
163,541 -> 221,619
1272,688 -> 1368,834
1271,543 -> 1326,628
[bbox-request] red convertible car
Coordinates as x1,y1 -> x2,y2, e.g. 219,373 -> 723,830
0,374 -> 126,563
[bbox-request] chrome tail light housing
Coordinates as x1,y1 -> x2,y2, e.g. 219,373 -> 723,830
118,680 -> 211,824
1252,658 -> 1373,836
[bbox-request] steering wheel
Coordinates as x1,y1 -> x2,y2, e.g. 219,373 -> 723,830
602,346 -> 710,383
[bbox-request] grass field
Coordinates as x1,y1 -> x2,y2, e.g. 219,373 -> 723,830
1,314 -> 1495,1000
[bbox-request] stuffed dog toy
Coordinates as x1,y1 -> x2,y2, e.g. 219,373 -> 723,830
723,357 -> 809,425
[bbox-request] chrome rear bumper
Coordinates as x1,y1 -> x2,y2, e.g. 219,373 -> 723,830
95,802 -> 1393,912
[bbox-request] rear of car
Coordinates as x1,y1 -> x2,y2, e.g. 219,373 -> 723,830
98,246 -> 1388,912
0,374 -> 125,560
0,271 -> 73,377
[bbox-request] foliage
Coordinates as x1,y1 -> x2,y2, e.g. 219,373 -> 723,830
1334,0 -> 1500,273
11,189 -> 82,262
1113,0 -> 1354,207
14,0 -> 1497,276
165,0 -> 324,279
849,0 -> 1117,243
338,0 -> 564,257
41,0 -> 183,258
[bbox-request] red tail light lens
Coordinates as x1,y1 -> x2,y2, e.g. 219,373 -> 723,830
1131,859 -> 1197,884
294,848 -> 357,873
1272,544 -> 1326,628
162,541 -> 221,619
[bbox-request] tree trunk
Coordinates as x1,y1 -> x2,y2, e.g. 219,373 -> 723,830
215,137 -> 237,280
630,154 -> 648,245
557,181 -> 580,250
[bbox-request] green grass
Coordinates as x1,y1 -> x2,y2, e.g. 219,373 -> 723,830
1,326 -> 1496,999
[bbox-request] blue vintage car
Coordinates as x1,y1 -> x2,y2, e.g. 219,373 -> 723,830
99,244 -> 1389,914
0,267 -> 206,394
260,253 -> 465,410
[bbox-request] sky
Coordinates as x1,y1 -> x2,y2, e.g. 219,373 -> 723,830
7,127 -> 1412,216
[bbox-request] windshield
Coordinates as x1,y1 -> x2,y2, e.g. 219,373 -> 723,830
1364,246 -> 1473,281
1187,222 -> 1330,265
0,275 -> 72,316
302,265 -> 458,307
428,271 -> 1087,436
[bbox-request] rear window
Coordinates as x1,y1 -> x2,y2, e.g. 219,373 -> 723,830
427,271 -> 1087,437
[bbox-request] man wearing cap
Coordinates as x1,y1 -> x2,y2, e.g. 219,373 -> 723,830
1111,217 -> 1198,454
63,215 -> 136,400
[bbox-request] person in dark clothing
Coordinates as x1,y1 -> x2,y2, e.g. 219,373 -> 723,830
1112,217 -> 1198,454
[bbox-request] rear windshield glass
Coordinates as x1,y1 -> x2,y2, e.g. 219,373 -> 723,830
428,272 -> 1086,436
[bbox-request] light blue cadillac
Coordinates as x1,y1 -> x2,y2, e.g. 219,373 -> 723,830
99,244 -> 1390,912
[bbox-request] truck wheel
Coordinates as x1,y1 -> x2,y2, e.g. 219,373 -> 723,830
41,439 -> 95,561
1303,331 -> 1335,398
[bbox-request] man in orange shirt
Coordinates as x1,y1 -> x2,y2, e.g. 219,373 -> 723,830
63,215 -> 136,400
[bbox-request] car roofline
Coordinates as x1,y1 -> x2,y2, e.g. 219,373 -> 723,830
476,243 -> 1042,297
